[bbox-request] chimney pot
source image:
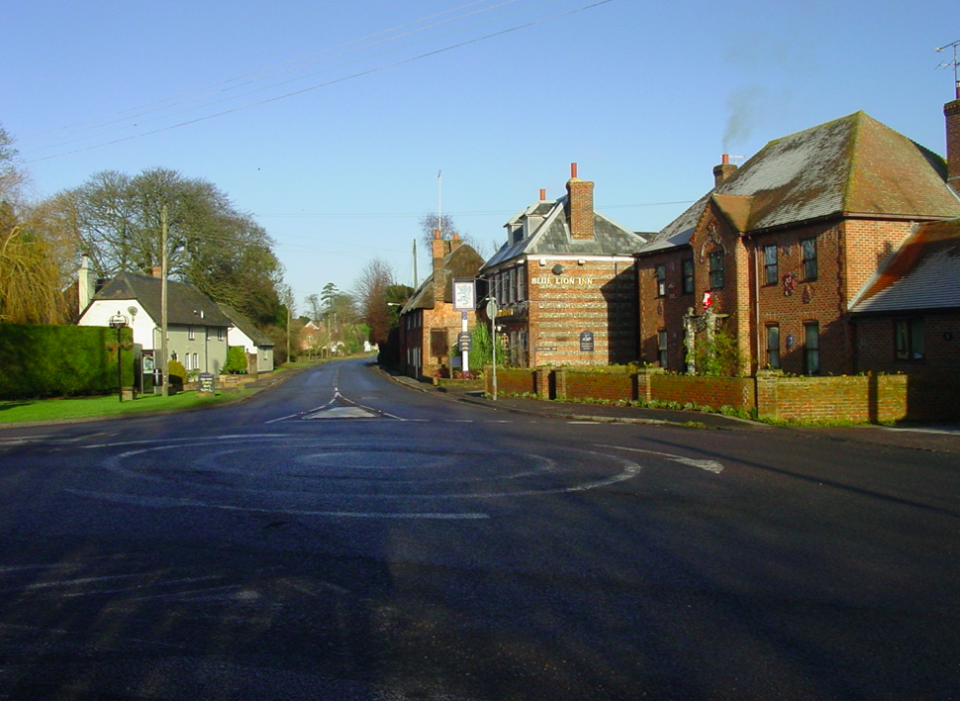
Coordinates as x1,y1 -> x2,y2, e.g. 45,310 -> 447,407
570,162 -> 578,179
539,188 -> 546,201
433,229 -> 441,240
713,156 -> 738,187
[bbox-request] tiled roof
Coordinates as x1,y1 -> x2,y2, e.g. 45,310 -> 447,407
640,111 -> 960,254
93,274 -> 232,327
218,304 -> 275,346
850,219 -> 960,313
402,243 -> 485,313
482,196 -> 648,270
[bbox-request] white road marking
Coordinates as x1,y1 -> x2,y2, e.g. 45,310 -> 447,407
596,444 -> 724,474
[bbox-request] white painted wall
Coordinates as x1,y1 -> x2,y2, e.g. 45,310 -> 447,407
79,299 -> 159,350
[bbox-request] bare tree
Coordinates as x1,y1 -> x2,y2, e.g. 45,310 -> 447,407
353,258 -> 396,348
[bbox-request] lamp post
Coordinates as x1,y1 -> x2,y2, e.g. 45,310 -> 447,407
108,311 -> 129,402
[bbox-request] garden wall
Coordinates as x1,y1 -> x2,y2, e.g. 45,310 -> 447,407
484,364 -> 956,423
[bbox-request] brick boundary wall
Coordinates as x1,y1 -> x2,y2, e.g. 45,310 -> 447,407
486,365 -> 956,423
650,374 -> 756,411
560,369 -> 635,403
757,373 -> 908,423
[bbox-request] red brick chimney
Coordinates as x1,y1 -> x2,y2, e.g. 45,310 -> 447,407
566,162 -> 594,241
432,229 -> 450,302
151,265 -> 163,278
945,94 -> 960,195
713,154 -> 738,187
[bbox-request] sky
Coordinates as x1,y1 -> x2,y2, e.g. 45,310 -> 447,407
4,0 -> 959,312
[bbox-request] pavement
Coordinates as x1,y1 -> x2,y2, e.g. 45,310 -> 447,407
381,369 -> 960,456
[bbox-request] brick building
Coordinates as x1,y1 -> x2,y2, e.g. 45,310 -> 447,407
398,233 -> 484,379
480,165 -> 649,367
636,105 -> 960,376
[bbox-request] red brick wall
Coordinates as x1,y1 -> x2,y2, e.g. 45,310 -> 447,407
856,313 -> 960,373
561,369 -> 635,402
757,374 -> 908,423
637,249 -> 693,370
488,367 -> 537,395
650,374 -> 756,411
528,259 -> 636,366
945,98 -> 960,192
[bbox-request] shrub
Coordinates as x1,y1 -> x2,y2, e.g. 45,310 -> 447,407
223,346 -> 248,374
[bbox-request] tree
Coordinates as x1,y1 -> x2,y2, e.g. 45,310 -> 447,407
352,258 -> 397,349
52,167 -> 286,328
0,124 -> 77,325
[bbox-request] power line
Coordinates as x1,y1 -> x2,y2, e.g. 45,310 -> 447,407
20,0 -> 535,153
25,0 -> 615,163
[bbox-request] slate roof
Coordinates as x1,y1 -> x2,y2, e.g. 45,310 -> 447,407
850,219 -> 960,313
218,304 -> 275,346
640,111 -> 960,254
482,195 -> 648,270
91,274 -> 232,327
402,243 -> 485,313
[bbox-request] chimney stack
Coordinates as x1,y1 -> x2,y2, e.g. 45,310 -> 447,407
945,96 -> 960,195
713,154 -> 738,187
566,162 -> 595,241
78,254 -> 95,314
151,265 -> 163,279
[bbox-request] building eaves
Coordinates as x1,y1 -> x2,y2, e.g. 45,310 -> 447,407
850,219 -> 960,313
218,304 -> 275,346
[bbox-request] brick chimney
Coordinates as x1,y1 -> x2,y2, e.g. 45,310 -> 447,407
151,265 -> 163,278
713,154 -> 738,187
945,92 -> 960,195
566,162 -> 594,241
432,229 -> 449,302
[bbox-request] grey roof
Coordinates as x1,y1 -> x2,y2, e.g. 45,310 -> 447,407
218,304 -> 275,347
640,111 -> 960,254
851,219 -> 960,313
482,195 -> 648,271
92,274 -> 232,327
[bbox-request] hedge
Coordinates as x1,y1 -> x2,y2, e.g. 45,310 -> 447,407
0,323 -> 134,399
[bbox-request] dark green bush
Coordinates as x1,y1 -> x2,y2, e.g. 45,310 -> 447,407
0,324 -> 134,399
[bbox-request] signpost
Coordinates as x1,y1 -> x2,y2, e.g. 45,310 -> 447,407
452,279 -> 476,374
108,311 -> 128,403
486,298 -> 498,400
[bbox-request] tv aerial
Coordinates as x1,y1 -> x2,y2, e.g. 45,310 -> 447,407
935,39 -> 960,97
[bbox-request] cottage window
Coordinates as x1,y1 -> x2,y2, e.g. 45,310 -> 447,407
188,325 -> 195,341
192,352 -> 198,370
681,258 -> 694,295
655,265 -> 666,297
764,244 -> 778,285
766,325 -> 780,369
708,250 -> 724,289
217,327 -> 224,341
657,330 -> 668,368
804,322 -> 820,375
517,266 -> 526,301
895,318 -> 925,361
801,237 -> 818,281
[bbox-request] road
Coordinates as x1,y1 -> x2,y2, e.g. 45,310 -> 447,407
0,358 -> 958,700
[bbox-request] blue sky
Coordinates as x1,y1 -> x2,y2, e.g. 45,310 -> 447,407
4,0 -> 958,312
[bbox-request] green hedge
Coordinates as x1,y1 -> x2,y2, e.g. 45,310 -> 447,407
0,324 -> 134,399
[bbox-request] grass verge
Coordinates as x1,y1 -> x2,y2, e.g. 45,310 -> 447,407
0,388 -> 249,425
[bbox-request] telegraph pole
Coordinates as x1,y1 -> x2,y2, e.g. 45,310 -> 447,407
160,205 -> 169,397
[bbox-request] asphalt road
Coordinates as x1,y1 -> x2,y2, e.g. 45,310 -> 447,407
0,358 -> 958,700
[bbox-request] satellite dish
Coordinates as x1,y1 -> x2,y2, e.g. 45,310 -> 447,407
127,306 -> 139,317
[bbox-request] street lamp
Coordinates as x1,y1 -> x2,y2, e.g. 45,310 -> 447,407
109,311 -> 128,402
